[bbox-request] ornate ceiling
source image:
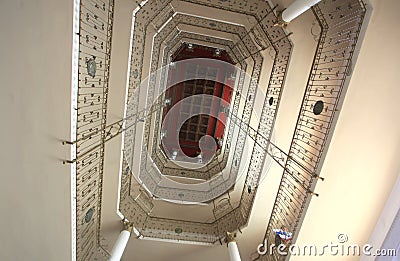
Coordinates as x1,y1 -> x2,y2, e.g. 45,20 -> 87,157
70,0 -> 367,260
120,0 -> 291,243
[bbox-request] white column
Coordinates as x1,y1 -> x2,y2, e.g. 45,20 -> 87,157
282,0 -> 322,22
228,241 -> 242,261
109,224 -> 132,261
226,232 -> 242,261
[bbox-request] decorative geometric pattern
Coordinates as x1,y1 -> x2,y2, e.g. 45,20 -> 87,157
254,0 -> 367,260
72,0 -> 114,260
119,0 -> 292,243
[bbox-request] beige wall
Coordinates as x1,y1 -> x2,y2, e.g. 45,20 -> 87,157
0,0 -> 73,260
101,0 -> 135,250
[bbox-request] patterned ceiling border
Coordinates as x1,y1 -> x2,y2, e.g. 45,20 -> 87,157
71,0 -> 115,259
254,0 -> 367,260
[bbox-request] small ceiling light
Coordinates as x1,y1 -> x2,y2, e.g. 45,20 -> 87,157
197,153 -> 203,164
164,98 -> 171,106
171,150 -> 177,160
161,130 -> 167,139
215,48 -> 221,56
188,43 -> 193,49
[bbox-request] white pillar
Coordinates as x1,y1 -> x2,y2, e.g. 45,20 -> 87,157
228,241 -> 242,261
282,0 -> 322,22
226,232 -> 242,261
109,224 -> 132,261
